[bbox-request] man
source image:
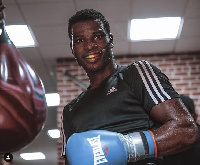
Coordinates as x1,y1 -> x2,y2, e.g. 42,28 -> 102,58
61,9 -> 198,165
163,95 -> 200,165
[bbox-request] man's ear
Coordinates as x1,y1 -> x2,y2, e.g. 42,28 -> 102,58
70,42 -> 74,55
109,33 -> 113,43
109,33 -> 114,48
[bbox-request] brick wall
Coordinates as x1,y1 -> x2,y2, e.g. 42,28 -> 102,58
56,53 -> 200,165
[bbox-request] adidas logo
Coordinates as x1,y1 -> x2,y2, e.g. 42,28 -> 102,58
107,87 -> 117,95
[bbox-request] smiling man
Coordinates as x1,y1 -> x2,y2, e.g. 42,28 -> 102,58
61,9 -> 198,165
69,18 -> 115,89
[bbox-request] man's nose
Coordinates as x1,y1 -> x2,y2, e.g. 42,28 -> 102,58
84,39 -> 97,51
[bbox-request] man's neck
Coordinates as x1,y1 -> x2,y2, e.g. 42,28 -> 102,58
87,62 -> 117,89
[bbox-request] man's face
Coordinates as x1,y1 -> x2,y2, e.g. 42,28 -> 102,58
70,19 -> 113,73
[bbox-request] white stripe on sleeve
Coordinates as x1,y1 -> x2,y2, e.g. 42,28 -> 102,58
139,61 -> 165,102
144,61 -> 171,100
135,62 -> 159,104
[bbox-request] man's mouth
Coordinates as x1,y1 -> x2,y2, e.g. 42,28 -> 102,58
85,54 -> 99,59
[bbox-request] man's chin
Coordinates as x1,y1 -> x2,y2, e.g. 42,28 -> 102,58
85,62 -> 111,74
80,56 -> 113,73
84,65 -> 102,73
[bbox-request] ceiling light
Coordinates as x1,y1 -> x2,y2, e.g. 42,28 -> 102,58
129,17 -> 182,41
5,25 -> 36,47
47,129 -> 60,138
20,152 -> 45,160
45,93 -> 60,107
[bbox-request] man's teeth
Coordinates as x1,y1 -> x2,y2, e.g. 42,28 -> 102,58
85,54 -> 98,59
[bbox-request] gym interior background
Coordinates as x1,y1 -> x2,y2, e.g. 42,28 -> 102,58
1,0 -> 200,165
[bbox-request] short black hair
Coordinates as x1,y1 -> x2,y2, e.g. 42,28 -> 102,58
68,9 -> 110,40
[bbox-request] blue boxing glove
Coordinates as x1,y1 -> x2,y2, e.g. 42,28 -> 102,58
66,130 -> 157,165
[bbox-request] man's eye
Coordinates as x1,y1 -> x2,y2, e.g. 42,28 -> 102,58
74,39 -> 83,43
95,35 -> 105,39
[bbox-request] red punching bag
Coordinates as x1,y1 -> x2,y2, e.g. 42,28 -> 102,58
0,3 -> 47,154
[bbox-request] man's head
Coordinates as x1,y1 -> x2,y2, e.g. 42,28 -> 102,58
68,9 -> 115,73
68,9 -> 110,40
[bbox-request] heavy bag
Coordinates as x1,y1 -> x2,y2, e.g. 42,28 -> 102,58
0,12 -> 47,154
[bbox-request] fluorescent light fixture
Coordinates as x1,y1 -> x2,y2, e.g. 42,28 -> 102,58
45,93 -> 60,106
47,129 -> 60,138
5,25 -> 36,47
20,152 -> 45,160
130,17 -> 182,41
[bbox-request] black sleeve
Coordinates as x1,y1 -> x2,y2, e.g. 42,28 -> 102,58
61,105 -> 73,157
123,60 -> 179,113
61,90 -> 87,157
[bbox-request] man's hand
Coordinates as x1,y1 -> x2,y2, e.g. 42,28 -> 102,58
66,130 -> 157,165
